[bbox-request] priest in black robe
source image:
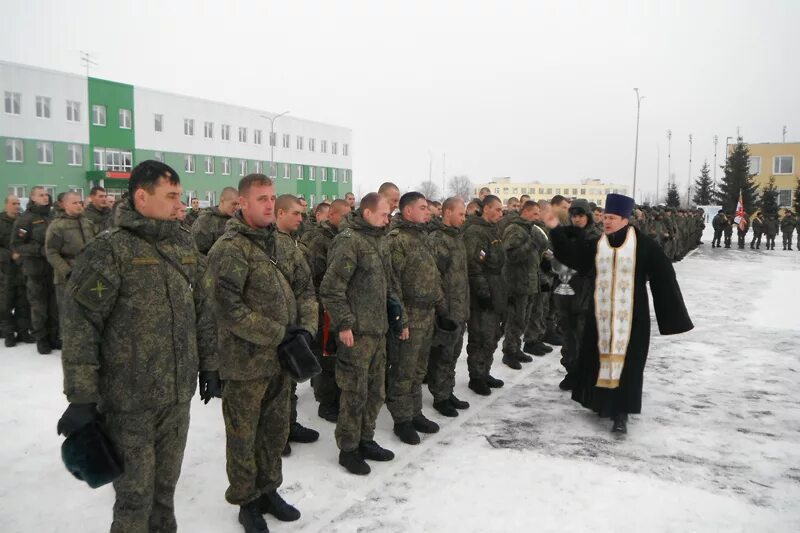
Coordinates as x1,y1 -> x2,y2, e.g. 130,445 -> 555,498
547,194 -> 693,433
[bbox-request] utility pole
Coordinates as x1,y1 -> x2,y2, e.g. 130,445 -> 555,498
666,130 -> 672,186
80,51 -> 97,77
783,125 -> 788,143
442,153 -> 446,200
687,134 -> 693,207
713,135 -> 719,193
632,88 -> 644,200
259,111 -> 290,177
656,144 -> 660,204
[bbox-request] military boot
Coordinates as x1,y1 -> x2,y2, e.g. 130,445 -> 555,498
449,394 -> 470,409
468,378 -> 491,396
288,422 -> 319,443
611,414 -> 628,434
393,421 -> 421,444
523,341 -> 548,356
433,399 -> 459,417
502,353 -> 522,370
559,374 -> 576,391
36,339 -> 52,355
238,501 -> 269,533
412,414 -> 440,434
4,333 -> 16,348
258,491 -> 300,522
18,331 -> 35,343
339,449 -> 370,475
486,375 -> 504,388
317,404 -> 338,423
359,440 -> 395,461
516,350 -> 533,363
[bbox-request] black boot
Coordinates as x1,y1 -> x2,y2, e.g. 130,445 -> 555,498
516,350 -> 533,363
542,332 -> 563,346
502,353 -> 522,370
36,339 -> 52,355
288,422 -> 319,443
468,378 -> 491,396
359,440 -> 395,461
522,341 -> 547,356
433,399 -> 459,417
486,375 -> 504,388
238,501 -> 269,533
317,403 -> 338,423
339,449 -> 370,475
449,394 -> 470,409
412,413 -> 440,434
393,421 -> 421,444
558,374 -> 576,391
50,337 -> 62,350
611,414 -> 628,434
17,331 -> 35,343
258,491 -> 300,522
282,442 -> 291,457
4,333 -> 16,348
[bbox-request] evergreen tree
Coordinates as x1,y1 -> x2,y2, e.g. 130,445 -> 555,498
665,182 -> 681,207
715,137 -> 759,212
794,177 -> 800,214
692,161 -> 714,205
760,176 -> 779,216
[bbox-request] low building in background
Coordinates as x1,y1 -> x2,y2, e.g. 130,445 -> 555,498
743,142 -> 799,207
474,177 -> 629,206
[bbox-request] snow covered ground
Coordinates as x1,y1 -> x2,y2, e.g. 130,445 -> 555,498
2,236 -> 800,532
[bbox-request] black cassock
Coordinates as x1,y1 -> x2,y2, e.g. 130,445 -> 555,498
550,224 -> 694,417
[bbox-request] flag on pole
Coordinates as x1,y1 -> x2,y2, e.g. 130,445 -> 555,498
734,192 -> 746,230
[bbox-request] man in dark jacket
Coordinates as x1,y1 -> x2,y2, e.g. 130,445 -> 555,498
0,195 -> 31,346
711,210 -> 726,248
780,210 -> 796,250
83,186 -> 112,233
750,211 -> 764,249
764,214 -> 779,250
191,187 -> 239,254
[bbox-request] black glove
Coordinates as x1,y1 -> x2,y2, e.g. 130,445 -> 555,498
57,403 -> 98,438
387,297 -> 404,336
198,370 -> 222,404
476,294 -> 493,310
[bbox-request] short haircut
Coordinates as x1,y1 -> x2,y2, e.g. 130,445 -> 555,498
521,200 -> 540,212
479,187 -> 491,194
593,206 -> 604,213
62,191 -> 81,202
330,199 -> 350,212
537,199 -> 550,209
238,174 -> 273,197
31,185 -> 46,196
507,196 -> 519,205
360,192 -> 381,212
314,202 -> 330,215
432,201 -> 441,208
129,160 -> 180,198
442,196 -> 464,213
220,186 -> 238,201
399,191 -> 426,212
56,192 -> 67,203
520,194 -> 530,201
276,194 -> 301,212
345,192 -> 355,197
378,182 -> 399,195
90,186 -> 106,196
483,194 -> 501,209
550,194 -> 567,205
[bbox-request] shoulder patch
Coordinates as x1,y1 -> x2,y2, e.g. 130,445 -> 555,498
74,269 -> 115,312
131,257 -> 160,266
340,229 -> 353,238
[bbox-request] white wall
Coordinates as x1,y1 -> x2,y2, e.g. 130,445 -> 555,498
133,87 -> 352,168
0,61 -> 89,144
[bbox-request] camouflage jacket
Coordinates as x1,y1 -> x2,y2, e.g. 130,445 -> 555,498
496,210 -> 519,236
0,211 -> 17,265
61,202 -> 217,413
10,203 -> 53,278
463,216 -> 506,312
275,230 -> 317,335
751,215 -> 765,234
208,215 -> 317,381
84,203 -> 112,234
192,206 -> 231,254
184,208 -> 202,227
320,210 -> 405,336
764,217 -> 779,236
386,216 -> 445,324
45,212 -> 96,284
427,222 -> 470,323
299,221 -> 339,294
502,217 -> 541,296
780,215 -> 796,233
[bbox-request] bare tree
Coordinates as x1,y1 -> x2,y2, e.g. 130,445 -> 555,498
417,180 -> 440,200
447,175 -> 473,201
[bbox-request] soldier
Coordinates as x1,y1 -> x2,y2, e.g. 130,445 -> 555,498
0,195 -> 32,346
274,194 -> 321,455
300,199 -> 352,422
711,209 -> 726,248
722,212 -> 734,248
593,206 -> 604,232
796,213 -> 800,251
313,202 -> 330,226
44,191 -> 95,328
736,214 -> 750,249
84,186 -> 112,233
764,213 -> 779,250
501,201 -> 542,370
497,196 -> 521,234
208,176 -> 315,532
191,186 -> 239,254
185,197 -> 202,226
321,192 -> 406,475
521,201 -> 555,357
378,182 -> 401,215
57,160 -> 220,532
11,186 -> 59,354
478,187 -> 491,202
427,197 -> 471,417
386,192 -> 446,445
550,195 -> 571,225
463,194 -> 507,396
344,192 -> 356,209
780,210 -> 796,250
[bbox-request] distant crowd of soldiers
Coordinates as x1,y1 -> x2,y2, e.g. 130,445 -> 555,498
3,164 -> 704,533
711,209 -> 799,251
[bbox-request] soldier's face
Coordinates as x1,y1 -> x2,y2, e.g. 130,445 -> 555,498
30,188 -> 49,206
570,213 -> 589,228
278,203 -> 303,233
364,198 -> 390,228
482,200 -> 504,224
5,196 -> 20,216
403,198 -> 428,224
603,213 -> 629,234
241,184 -> 276,228
522,206 -> 541,222
107,196 -> 116,208
345,194 -> 355,207
135,177 -> 183,221
443,202 -> 466,228
220,195 -> 240,216
329,205 -> 350,228
63,194 -> 84,217
177,203 -> 187,221
91,190 -> 107,208
191,198 -> 200,209
508,201 -> 520,212
384,189 -> 400,212
316,206 -> 330,224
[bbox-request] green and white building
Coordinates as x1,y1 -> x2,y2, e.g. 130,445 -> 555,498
1,60 -> 353,206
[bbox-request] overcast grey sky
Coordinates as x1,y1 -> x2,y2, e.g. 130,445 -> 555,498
2,0 -> 798,200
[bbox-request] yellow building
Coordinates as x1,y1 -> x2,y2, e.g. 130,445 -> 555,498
474,177 -> 629,207
744,142 -> 799,207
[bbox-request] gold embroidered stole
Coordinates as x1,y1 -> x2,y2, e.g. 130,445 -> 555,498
594,227 -> 637,389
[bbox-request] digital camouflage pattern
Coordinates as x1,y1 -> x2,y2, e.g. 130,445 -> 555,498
191,206 -> 231,254
0,211 -> 30,337
501,217 -> 542,357
83,203 -> 112,234
45,211 -> 95,285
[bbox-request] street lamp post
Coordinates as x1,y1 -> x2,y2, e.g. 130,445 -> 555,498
259,111 -> 290,177
632,88 -> 644,202
713,135 -> 718,193
687,134 -> 693,207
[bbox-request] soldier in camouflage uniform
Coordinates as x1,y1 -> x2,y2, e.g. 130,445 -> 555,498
0,195 -> 32,346
321,193 -> 406,476
496,196 -> 520,235
58,161 -> 220,533
84,186 -> 112,234
385,192 -> 446,445
764,213 -> 779,250
427,197 -> 471,417
184,197 -> 202,227
207,176 -> 316,533
750,211 -> 764,249
45,191 -> 95,329
191,186 -> 239,254
780,210 -> 796,250
11,186 -> 59,354
300,199 -> 352,422
522,201 -> 555,357
463,195 -> 507,396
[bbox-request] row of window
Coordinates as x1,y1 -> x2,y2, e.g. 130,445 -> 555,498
92,105 -> 131,129
488,185 -> 625,196
749,155 -> 795,175
5,91 -> 81,122
171,153 -> 349,183
5,139 -> 84,165
174,117 -> 349,155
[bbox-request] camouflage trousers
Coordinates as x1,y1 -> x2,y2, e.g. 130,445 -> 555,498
386,308 -> 435,423
427,323 -> 465,403
335,333 -> 386,451
0,265 -> 30,336
223,373 -> 290,505
783,231 -> 794,248
104,402 -> 191,533
523,292 -> 548,344
502,294 -> 533,356
312,354 -> 340,409
466,305 -> 502,379
25,274 -> 58,341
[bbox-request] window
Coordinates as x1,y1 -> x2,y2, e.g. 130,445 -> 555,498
35,96 -> 51,118
7,185 -> 26,197
37,142 -> 53,164
282,134 -> 290,148
343,170 -> 350,184
4,91 -> 21,114
572,188 -> 578,195
332,142 -> 338,155
206,191 -> 216,205
119,108 -> 131,129
184,119 -> 194,136
239,159 -> 247,176
343,144 -> 349,156
67,144 -> 83,166
269,131 -> 276,147
184,154 -> 195,173
332,169 -> 337,182
309,167 -> 316,181
204,156 -> 214,174
254,130 -> 263,145
546,188 -> 552,194
66,100 -> 81,122
773,156 -> 794,174
321,168 -> 327,182
309,194 -> 315,208
296,164 -> 303,180
92,105 -> 106,125
5,139 -> 23,162
580,188 -> 586,195
221,124 -> 231,141
204,121 -> 214,139
222,158 -> 231,175
283,163 -> 289,179
555,188 -> 561,194
42,186 -> 56,200
94,147 -> 104,169
239,127 -> 247,143
309,138 -> 316,152
779,189 -> 793,206
296,136 -> 304,150
154,151 -> 164,162
254,161 -> 263,174
748,156 -> 761,174
154,114 -> 163,132
321,140 -> 327,153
